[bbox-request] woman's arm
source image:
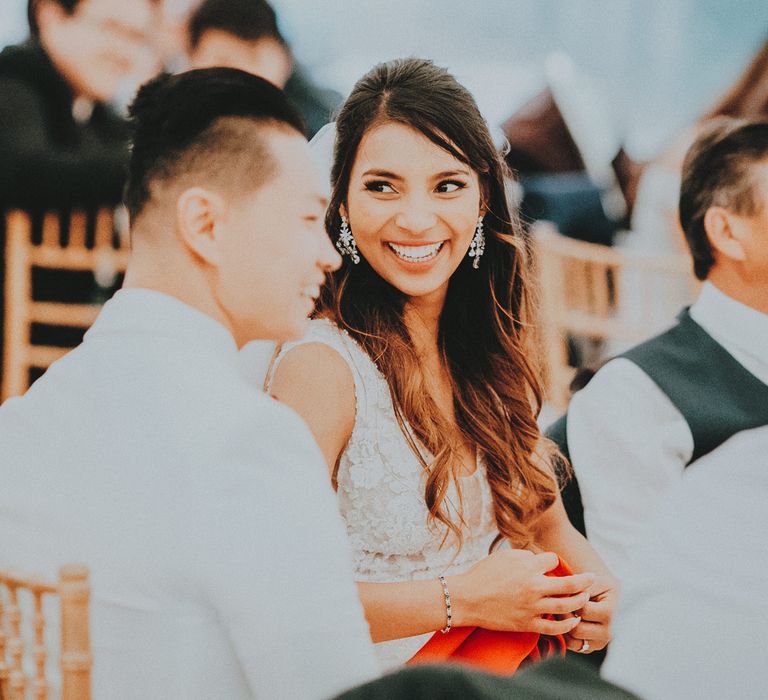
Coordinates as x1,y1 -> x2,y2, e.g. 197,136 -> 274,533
271,345 -> 595,643
270,343 -> 356,476
360,550 -> 594,642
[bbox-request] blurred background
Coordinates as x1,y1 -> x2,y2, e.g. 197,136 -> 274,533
1,0 -> 766,402
2,0 -> 767,156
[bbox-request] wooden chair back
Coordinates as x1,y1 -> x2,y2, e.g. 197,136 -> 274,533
0,566 -> 91,700
533,222 -> 697,411
2,209 -> 129,401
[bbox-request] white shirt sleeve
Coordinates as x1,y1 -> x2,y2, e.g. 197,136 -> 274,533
192,401 -> 379,700
565,358 -> 693,581
602,427 -> 768,700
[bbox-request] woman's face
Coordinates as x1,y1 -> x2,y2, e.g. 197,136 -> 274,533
343,121 -> 483,303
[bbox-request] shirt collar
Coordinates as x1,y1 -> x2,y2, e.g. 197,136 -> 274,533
86,288 -> 239,364
690,281 -> 768,361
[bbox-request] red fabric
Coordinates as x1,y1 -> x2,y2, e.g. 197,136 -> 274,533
406,557 -> 572,675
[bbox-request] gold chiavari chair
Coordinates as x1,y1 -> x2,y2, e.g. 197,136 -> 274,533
2,209 -> 129,401
533,221 -> 698,412
0,566 -> 91,700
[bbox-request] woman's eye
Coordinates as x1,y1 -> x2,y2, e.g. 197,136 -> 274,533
436,180 -> 466,193
364,181 -> 396,193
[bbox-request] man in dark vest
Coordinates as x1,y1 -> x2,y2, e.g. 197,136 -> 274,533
548,117 -> 768,583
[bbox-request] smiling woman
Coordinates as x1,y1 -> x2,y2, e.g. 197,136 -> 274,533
266,57 -> 618,671
342,121 -> 483,297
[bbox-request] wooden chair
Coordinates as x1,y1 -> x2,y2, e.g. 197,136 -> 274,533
533,222 -> 698,412
2,209 -> 130,401
0,566 -> 91,700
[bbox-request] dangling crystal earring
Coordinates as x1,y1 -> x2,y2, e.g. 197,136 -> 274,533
468,215 -> 485,269
337,215 -> 360,264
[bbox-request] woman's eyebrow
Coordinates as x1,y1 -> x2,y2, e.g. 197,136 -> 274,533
361,169 -> 403,180
433,169 -> 471,178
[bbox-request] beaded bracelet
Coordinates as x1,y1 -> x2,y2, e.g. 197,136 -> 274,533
438,575 -> 452,633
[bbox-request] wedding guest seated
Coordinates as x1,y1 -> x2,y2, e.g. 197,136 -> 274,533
0,0 -> 163,366
0,0 -> 162,209
548,117 -> 768,580
602,426 -> 768,700
0,67 -> 379,699
186,0 -> 341,137
263,57 -> 618,672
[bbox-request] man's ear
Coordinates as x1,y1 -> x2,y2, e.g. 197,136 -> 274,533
176,187 -> 227,266
704,205 -> 748,263
36,0 -> 68,33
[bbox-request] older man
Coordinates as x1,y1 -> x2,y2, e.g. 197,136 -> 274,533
549,118 -> 768,580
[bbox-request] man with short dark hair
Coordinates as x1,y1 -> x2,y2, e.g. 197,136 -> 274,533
549,118 -> 768,582
186,0 -> 340,138
0,67 -> 378,699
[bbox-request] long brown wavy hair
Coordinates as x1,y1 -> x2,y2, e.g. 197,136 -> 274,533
318,58 -> 557,548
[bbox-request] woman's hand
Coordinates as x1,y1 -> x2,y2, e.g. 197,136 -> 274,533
449,549 -> 595,636
564,574 -> 620,653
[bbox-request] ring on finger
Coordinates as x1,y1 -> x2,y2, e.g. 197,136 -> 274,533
579,639 -> 590,653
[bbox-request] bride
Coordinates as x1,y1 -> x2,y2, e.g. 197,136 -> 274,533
265,57 -> 617,670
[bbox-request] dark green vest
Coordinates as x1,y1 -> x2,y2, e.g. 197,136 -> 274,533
548,308 -> 768,536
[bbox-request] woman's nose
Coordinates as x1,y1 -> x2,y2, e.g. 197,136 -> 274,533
394,196 -> 438,235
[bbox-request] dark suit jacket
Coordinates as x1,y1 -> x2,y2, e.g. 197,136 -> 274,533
0,40 -> 129,210
334,657 -> 641,700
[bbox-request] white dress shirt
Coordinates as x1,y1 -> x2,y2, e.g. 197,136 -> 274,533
0,289 -> 378,700
567,282 -> 768,580
602,426 -> 768,700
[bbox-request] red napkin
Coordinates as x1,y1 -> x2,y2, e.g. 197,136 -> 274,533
406,557 -> 572,675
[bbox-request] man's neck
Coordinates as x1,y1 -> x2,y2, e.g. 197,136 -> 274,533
707,270 -> 768,315
123,257 -> 240,345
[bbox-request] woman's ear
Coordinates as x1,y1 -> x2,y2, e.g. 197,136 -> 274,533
176,186 -> 227,266
704,205 -> 748,263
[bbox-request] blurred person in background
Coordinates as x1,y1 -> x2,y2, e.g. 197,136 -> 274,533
186,0 -> 340,137
0,0 -> 162,209
548,118 -> 768,583
0,0 -> 163,385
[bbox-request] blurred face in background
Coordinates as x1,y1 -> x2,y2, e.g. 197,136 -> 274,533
189,30 -> 292,89
342,121 -> 484,306
36,0 -> 162,102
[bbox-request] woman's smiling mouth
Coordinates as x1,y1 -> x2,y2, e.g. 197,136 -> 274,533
386,241 -> 445,263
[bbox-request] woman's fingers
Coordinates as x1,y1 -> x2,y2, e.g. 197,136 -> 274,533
581,597 -> 612,624
540,572 -> 595,596
567,620 -> 611,651
536,591 -> 590,615
532,615 -> 582,636
531,551 -> 560,572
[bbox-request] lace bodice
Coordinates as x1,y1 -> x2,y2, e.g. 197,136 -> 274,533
270,319 -> 497,669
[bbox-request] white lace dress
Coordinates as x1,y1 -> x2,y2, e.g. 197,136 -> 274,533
270,318 -> 498,670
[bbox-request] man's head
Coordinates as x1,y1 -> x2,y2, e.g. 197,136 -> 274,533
124,68 -> 340,346
680,118 -> 768,287
186,0 -> 293,89
28,0 -> 161,102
